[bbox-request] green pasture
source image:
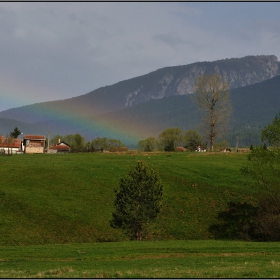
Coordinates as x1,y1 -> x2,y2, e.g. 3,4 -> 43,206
1,151 -> 278,278
0,240 -> 280,278
0,151 -> 255,245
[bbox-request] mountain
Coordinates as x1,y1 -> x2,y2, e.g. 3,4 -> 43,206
0,55 -> 279,124
0,118 -> 43,137
2,74 -> 277,148
0,55 -> 279,147
89,75 -> 280,146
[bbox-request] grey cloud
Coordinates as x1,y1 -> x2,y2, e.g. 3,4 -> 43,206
153,32 -> 186,47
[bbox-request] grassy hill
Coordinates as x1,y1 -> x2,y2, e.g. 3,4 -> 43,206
0,152 -> 256,246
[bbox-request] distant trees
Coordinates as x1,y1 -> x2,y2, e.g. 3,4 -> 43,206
193,73 -> 232,152
10,127 -> 21,139
184,130 -> 204,151
110,161 -> 163,240
50,134 -> 126,153
51,135 -> 64,146
157,128 -> 184,151
138,137 -> 157,152
90,137 -> 109,151
261,113 -> 280,148
90,137 -> 125,151
137,129 -> 204,152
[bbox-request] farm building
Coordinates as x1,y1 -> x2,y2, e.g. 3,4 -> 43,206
0,136 -> 22,154
23,135 -> 46,154
48,141 -> 71,153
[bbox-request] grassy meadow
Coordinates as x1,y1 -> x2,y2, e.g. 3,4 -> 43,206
2,150 -> 277,278
1,240 -> 280,278
1,151 -> 255,245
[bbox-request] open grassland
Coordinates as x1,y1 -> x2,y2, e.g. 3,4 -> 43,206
0,240 -> 280,278
0,151 -> 256,245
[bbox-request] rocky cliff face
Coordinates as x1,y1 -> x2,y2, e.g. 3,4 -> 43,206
124,55 -> 279,107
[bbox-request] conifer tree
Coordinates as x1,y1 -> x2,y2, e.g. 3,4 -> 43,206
110,161 -> 163,240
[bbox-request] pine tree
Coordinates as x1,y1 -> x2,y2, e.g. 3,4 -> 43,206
110,161 -> 163,240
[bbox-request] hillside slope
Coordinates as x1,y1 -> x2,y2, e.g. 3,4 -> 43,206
0,153 -> 255,245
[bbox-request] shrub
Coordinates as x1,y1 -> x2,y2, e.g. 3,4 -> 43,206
208,201 -> 258,241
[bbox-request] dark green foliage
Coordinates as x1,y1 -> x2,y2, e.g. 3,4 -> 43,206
209,201 -> 259,241
239,113 -> 280,241
254,195 -> 280,241
241,145 -> 280,195
110,161 -> 163,240
9,127 -> 21,138
261,112 -> 280,147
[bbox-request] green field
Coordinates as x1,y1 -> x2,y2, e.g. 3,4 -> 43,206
1,151 -> 274,278
1,240 -> 280,278
1,152 -> 255,245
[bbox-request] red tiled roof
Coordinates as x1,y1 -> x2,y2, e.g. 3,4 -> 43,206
49,145 -> 70,150
24,135 -> 46,140
0,138 -> 21,148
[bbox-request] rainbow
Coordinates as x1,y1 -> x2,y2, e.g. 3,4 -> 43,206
12,100 -> 157,147
0,74 -> 159,146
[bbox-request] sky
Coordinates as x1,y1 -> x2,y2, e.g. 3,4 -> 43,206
1,2 -> 280,112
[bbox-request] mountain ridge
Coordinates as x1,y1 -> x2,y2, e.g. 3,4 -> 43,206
0,55 -> 278,123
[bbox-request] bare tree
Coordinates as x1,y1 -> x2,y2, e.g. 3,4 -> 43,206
193,73 -> 232,152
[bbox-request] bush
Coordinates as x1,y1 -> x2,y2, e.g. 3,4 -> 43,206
208,201 -> 258,241
254,195 -> 280,241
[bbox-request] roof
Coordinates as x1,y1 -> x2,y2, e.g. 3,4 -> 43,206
49,145 -> 70,150
0,138 -> 22,148
57,141 -> 70,147
24,135 -> 46,140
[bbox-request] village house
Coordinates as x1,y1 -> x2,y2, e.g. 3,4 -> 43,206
48,140 -> 71,153
23,135 -> 46,154
0,136 -> 22,154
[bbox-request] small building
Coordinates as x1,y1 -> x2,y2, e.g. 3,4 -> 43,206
175,147 -> 186,152
23,135 -> 46,154
0,136 -> 22,154
48,141 -> 71,153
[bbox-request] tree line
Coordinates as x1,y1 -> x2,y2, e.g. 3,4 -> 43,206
139,128 -> 204,152
50,134 -> 126,153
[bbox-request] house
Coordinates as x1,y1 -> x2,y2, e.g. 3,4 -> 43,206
175,147 -> 186,152
48,141 -> 71,153
23,135 -> 46,154
0,136 -> 22,154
